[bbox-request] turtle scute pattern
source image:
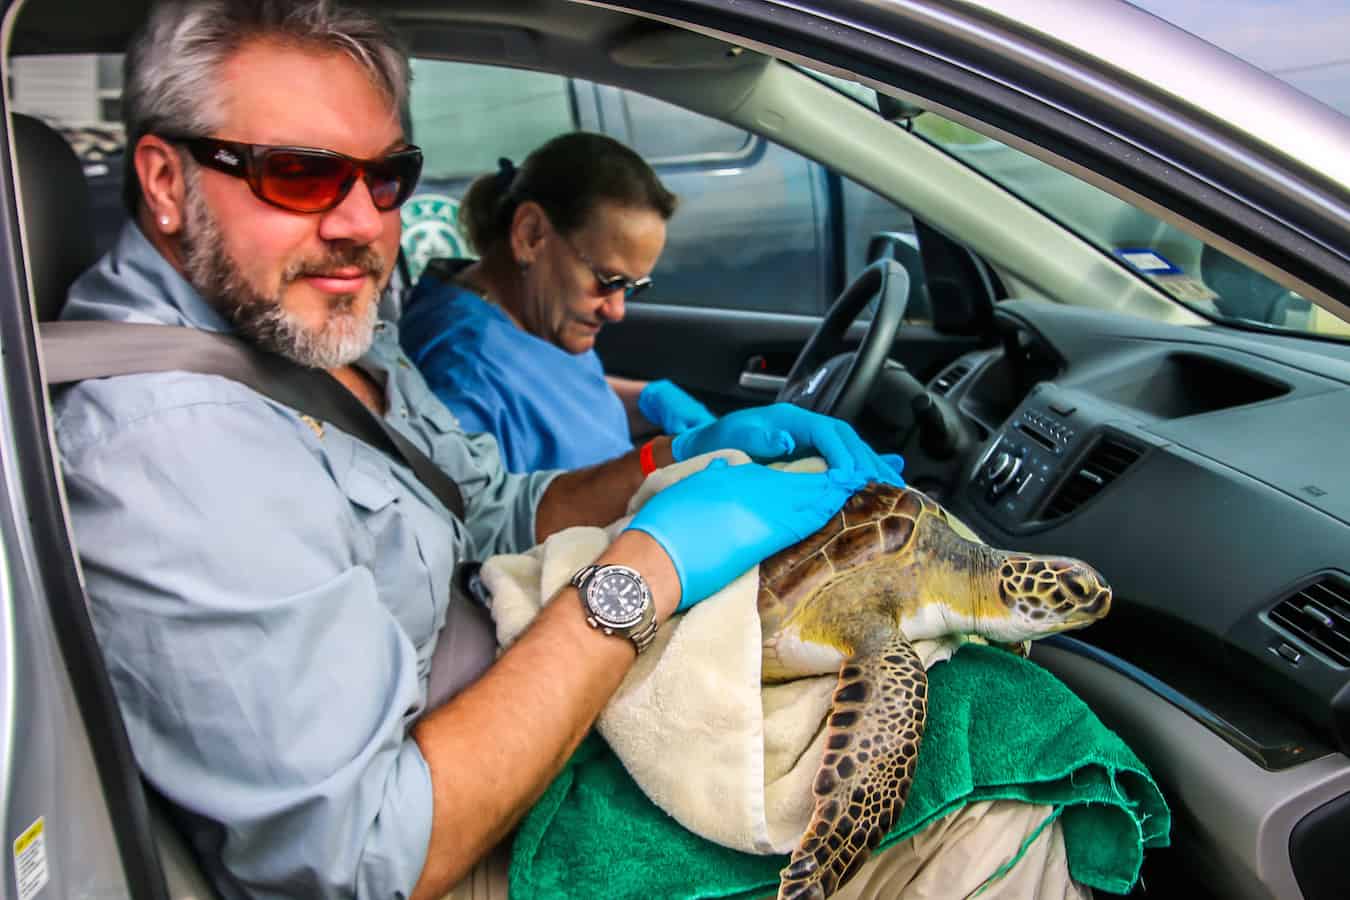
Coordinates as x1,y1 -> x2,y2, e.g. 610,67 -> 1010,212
760,482 -> 1112,900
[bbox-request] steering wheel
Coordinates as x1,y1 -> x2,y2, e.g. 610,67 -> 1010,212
777,259 -> 910,422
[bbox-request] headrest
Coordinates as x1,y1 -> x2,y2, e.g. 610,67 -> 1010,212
12,113 -> 97,321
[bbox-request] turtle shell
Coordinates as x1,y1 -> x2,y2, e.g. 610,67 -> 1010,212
757,484 -> 932,634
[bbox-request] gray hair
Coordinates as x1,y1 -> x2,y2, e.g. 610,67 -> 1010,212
122,0 -> 411,212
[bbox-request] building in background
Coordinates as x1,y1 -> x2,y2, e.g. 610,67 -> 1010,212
11,53 -> 123,173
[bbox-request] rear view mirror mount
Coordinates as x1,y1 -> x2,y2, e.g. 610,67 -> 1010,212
877,94 -> 924,126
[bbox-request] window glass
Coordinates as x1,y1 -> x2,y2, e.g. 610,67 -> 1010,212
839,179 -> 929,324
403,60 -> 577,282
405,65 -> 825,316
645,136 -> 825,317
410,60 -> 574,179
801,60 -> 1350,340
912,114 -> 1348,338
11,52 -> 128,256
620,92 -> 752,162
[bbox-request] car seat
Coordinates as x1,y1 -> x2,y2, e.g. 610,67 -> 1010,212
12,110 -> 221,900
13,112 -> 97,322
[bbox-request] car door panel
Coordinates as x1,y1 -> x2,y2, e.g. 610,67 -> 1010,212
596,304 -> 982,413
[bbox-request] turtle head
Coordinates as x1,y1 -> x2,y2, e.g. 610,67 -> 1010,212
988,554 -> 1112,640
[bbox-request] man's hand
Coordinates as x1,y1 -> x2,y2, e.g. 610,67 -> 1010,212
637,379 -> 716,435
626,458 -> 867,610
671,403 -> 905,486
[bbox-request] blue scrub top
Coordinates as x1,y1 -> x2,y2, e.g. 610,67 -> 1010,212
400,274 -> 633,473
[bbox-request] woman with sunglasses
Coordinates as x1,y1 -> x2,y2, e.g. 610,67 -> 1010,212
399,132 -> 715,473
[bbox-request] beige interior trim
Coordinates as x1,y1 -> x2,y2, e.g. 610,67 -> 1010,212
715,59 -> 1202,324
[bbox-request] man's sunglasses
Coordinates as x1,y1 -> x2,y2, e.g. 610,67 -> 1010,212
559,234 -> 654,300
163,135 -> 423,214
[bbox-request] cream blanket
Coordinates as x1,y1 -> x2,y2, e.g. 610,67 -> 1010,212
482,452 -> 970,855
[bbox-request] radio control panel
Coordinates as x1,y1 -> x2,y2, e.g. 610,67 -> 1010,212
970,389 -> 1083,526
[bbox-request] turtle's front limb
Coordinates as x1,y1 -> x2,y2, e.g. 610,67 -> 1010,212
777,633 -> 927,900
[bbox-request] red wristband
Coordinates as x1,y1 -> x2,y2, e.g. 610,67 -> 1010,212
639,438 -> 659,476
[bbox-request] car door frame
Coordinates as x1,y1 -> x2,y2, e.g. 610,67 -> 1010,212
0,7 -> 171,893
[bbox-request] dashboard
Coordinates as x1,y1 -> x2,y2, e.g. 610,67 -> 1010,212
927,299 -> 1350,900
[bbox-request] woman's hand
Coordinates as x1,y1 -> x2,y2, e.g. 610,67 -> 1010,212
637,379 -> 717,435
625,458 -> 867,610
671,403 -> 905,486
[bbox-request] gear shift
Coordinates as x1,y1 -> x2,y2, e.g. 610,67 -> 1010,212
912,391 -> 959,460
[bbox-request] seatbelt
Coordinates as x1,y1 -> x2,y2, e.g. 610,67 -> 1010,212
39,320 -> 466,521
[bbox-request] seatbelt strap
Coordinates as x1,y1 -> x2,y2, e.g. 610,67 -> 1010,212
39,320 -> 466,521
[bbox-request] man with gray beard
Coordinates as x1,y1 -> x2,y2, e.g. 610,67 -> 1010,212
51,2 -> 904,899
178,169 -> 388,369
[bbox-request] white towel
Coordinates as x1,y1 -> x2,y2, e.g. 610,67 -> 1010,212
482,452 -> 971,855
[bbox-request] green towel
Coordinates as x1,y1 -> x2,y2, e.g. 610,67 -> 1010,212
510,644 -> 1170,899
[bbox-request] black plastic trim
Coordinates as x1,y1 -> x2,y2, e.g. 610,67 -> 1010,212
1033,429 -> 1147,525
822,168 -> 846,300
1041,635 -> 1328,771
1289,791 -> 1350,900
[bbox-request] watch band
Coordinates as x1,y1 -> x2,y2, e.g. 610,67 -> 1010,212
570,564 -> 659,654
571,564 -> 598,588
627,612 -> 660,654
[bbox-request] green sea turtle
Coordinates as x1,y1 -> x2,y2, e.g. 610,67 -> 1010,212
759,483 -> 1112,900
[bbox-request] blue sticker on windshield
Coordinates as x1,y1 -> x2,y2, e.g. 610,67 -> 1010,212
1114,247 -> 1183,276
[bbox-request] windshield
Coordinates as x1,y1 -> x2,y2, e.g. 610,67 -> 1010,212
799,67 -> 1350,341
911,115 -> 1350,340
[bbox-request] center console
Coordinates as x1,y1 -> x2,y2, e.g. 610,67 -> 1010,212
966,376 -> 1161,534
966,383 -> 1101,531
959,373 -> 1350,773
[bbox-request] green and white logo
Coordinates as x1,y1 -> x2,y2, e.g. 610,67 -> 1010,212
401,193 -> 474,283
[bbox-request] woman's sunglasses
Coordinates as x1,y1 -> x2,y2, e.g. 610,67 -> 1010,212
558,233 -> 654,300
162,135 -> 423,214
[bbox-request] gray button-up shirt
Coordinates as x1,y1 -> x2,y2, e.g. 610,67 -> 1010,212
54,223 -> 559,898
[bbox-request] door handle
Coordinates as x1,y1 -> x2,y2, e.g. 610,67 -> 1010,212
739,355 -> 786,393
739,371 -> 786,392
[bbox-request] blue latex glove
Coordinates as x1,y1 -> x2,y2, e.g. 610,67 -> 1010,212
637,379 -> 716,435
671,403 -> 905,486
880,453 -> 906,481
626,458 -> 868,610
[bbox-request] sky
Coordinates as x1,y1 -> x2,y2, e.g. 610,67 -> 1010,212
1127,0 -> 1350,114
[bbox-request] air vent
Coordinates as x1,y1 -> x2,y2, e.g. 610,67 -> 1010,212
1269,577 -> 1350,667
931,362 -> 971,396
1043,435 -> 1143,519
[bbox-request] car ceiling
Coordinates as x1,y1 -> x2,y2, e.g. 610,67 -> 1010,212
11,1 -> 703,64
9,1 -> 775,165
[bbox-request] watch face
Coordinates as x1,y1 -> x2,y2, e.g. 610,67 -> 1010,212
587,568 -> 646,627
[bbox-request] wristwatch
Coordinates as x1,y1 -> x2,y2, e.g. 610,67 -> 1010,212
570,563 -> 659,654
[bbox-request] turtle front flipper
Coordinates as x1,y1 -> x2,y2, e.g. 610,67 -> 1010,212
777,634 -> 928,900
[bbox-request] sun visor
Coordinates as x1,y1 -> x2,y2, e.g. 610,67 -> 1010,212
395,23 -> 542,68
609,25 -> 759,71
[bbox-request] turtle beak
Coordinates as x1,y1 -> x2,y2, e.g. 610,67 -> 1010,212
1062,565 -> 1112,625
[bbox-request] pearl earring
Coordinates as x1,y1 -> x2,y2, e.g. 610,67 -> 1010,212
160,215 -> 171,228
